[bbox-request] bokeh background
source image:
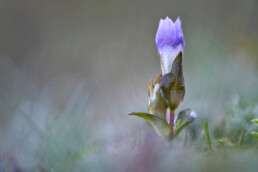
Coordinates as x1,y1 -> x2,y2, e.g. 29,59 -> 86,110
0,0 -> 258,171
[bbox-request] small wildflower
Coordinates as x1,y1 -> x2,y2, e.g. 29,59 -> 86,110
155,17 -> 185,75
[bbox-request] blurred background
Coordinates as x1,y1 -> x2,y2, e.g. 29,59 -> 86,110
0,0 -> 258,171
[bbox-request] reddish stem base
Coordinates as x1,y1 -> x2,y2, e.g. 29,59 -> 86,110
169,111 -> 174,135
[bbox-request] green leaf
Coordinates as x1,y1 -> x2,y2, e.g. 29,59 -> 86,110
175,108 -> 197,124
250,132 -> 258,140
159,52 -> 185,111
148,83 -> 168,120
216,137 -> 234,147
148,80 -> 154,97
129,112 -> 171,139
217,138 -> 226,145
251,119 -> 258,124
174,119 -> 181,134
174,121 -> 191,137
155,74 -> 162,84
203,122 -> 213,150
173,109 -> 197,137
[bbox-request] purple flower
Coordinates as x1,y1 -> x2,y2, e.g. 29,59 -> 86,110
155,17 -> 185,75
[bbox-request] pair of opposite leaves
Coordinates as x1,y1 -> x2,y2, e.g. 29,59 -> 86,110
129,52 -> 196,140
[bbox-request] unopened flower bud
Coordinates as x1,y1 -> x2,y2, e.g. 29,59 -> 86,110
155,16 -> 185,75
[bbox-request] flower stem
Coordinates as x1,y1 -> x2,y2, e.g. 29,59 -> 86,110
169,111 -> 174,135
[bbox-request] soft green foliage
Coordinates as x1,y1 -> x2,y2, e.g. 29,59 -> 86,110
203,122 -> 213,150
193,97 -> 258,150
148,81 -> 168,120
174,121 -> 191,137
173,119 -> 181,134
251,119 -> 258,124
216,137 -> 234,147
174,109 -> 196,137
250,118 -> 258,140
250,132 -> 258,140
222,98 -> 258,145
129,112 -> 171,139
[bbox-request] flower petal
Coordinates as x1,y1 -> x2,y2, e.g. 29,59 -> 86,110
155,16 -> 176,52
155,16 -> 185,75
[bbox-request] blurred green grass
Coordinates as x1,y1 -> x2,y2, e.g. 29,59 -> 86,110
0,0 -> 258,171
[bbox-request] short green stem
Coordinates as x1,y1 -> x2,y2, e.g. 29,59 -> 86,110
170,111 -> 174,135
